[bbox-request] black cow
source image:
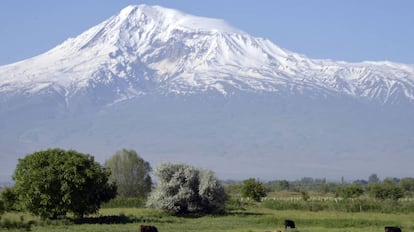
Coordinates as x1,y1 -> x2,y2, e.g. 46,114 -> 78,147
284,219 -> 295,229
385,226 -> 402,232
140,225 -> 158,232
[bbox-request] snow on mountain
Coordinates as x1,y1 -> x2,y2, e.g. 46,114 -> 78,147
1,4 -> 414,106
1,5 -> 414,181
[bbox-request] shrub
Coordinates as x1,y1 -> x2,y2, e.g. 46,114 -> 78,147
368,182 -> 403,201
147,163 -> 227,215
241,178 -> 266,202
340,184 -> 364,199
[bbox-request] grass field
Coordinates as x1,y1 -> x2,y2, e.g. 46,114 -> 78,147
2,203 -> 413,232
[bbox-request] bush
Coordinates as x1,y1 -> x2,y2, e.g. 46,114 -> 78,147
241,178 -> 266,202
340,184 -> 364,199
400,177 -> 414,194
368,182 -> 404,201
301,191 -> 310,201
147,163 -> 227,215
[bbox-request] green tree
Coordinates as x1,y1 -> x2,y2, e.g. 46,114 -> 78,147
368,182 -> 403,201
241,178 -> 266,202
105,149 -> 152,198
13,148 -> 117,219
383,177 -> 400,184
340,184 -> 364,199
147,163 -> 227,215
277,180 -> 290,190
400,177 -> 414,195
353,179 -> 368,186
368,174 -> 380,184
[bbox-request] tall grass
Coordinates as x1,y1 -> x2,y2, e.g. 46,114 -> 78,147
0,214 -> 36,231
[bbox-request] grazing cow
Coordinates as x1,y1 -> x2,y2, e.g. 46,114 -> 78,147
284,219 -> 295,230
140,224 -> 158,232
385,226 -> 402,232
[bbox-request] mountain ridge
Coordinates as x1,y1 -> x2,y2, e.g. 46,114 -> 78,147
1,5 -> 414,107
1,5 -> 414,181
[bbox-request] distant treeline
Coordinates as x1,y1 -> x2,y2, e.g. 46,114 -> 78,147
224,174 -> 414,201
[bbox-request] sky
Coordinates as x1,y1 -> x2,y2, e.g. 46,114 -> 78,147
0,0 -> 413,66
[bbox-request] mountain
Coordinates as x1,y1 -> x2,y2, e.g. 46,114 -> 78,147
1,5 -> 414,181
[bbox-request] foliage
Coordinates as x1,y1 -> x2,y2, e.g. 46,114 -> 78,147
368,173 -> 380,183
301,190 -> 310,201
105,149 -> 152,198
267,180 -> 290,191
353,179 -> 369,186
269,177 -> 341,195
1,187 -> 18,211
147,163 -> 227,215
241,178 -> 267,202
277,180 -> 290,190
13,148 -> 117,219
340,184 -> 364,199
368,182 -> 404,201
224,197 -> 250,211
223,181 -> 243,196
315,182 -> 339,194
264,175 -> 414,199
400,177 -> 414,194
263,197 -> 414,213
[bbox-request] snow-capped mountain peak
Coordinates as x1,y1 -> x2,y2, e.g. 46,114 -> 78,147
0,4 -> 414,106
119,5 -> 243,34
2,5 -> 414,182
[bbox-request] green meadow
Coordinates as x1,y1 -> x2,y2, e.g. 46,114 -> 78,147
1,200 -> 413,232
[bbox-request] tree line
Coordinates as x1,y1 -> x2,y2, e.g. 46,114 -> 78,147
0,148 -> 226,219
218,176 -> 414,216
235,174 -> 414,202
1,148 -> 414,220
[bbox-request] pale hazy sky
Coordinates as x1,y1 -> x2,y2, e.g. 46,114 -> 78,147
1,0 -> 413,65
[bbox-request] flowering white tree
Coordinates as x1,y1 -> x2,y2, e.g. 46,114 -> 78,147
146,163 -> 227,215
